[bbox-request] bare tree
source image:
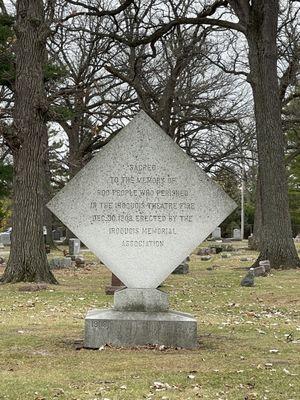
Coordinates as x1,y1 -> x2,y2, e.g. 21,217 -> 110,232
99,0 -> 299,268
47,9 -> 136,178
1,0 -> 57,283
0,0 -> 135,283
101,1 -> 252,176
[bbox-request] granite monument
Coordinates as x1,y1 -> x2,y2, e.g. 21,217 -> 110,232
48,110 -> 236,348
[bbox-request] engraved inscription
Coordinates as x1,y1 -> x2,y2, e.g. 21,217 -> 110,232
88,164 -> 194,248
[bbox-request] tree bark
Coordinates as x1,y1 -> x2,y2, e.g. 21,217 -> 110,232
246,1 -> 299,268
251,173 -> 262,250
1,0 -> 57,283
43,133 -> 56,249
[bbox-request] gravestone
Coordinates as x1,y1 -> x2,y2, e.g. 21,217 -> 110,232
248,233 -> 254,249
52,229 -> 61,241
172,258 -> 189,274
47,111 -> 236,349
69,238 -> 80,258
49,257 -> 72,269
0,232 -> 11,246
211,227 -> 221,239
233,228 -> 241,240
259,259 -> 271,273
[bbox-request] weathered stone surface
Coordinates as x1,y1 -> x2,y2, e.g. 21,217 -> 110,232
75,256 -> 85,267
114,288 -> 169,312
49,257 -> 72,269
84,309 -> 197,349
172,259 -> 189,274
253,265 -> 266,277
259,260 -> 270,272
197,247 -> 210,256
0,232 -> 10,245
233,228 -> 241,240
48,111 -> 237,349
48,111 -> 236,289
198,247 -> 217,255
52,229 -> 61,240
240,268 -> 255,287
211,227 -> 221,239
248,233 -> 255,249
69,238 -> 80,256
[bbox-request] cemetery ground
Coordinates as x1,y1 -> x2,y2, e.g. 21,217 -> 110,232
0,242 -> 299,400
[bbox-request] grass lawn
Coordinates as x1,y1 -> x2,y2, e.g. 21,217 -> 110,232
0,241 -> 299,400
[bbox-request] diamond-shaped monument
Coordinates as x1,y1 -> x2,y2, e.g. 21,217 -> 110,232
48,110 -> 236,348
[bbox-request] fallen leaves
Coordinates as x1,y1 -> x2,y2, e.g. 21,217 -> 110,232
283,368 -> 298,376
269,349 -> 279,353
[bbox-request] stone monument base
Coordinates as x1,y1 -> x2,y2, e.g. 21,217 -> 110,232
84,309 -> 197,349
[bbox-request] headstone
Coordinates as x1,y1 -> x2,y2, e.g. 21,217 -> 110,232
106,273 -> 126,295
249,261 -> 270,277
197,247 -> 210,256
69,238 -> 80,258
253,265 -> 266,277
240,268 -> 255,287
172,258 -> 189,274
52,229 -> 61,241
233,228 -> 241,240
49,257 -> 72,269
47,111 -> 236,349
75,256 -> 85,267
211,227 -> 221,239
248,233 -> 254,248
259,259 -> 270,273
0,232 -> 11,246
198,247 -> 217,255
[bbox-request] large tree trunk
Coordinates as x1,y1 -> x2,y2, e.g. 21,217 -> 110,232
246,1 -> 299,268
251,173 -> 262,250
43,134 -> 56,249
68,123 -> 84,178
63,125 -> 83,243
1,0 -> 57,283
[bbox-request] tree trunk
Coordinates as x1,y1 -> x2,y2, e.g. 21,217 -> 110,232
62,126 -> 83,243
247,1 -> 299,268
43,134 -> 56,249
68,124 -> 83,177
251,173 -> 262,250
1,0 -> 57,283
